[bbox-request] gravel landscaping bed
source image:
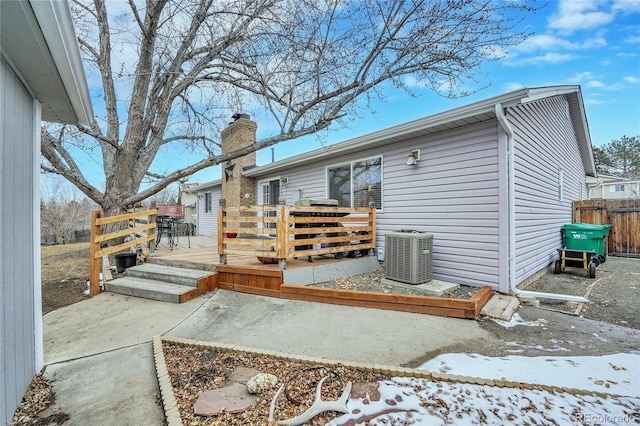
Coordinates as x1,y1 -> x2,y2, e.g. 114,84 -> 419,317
163,342 -> 390,425
310,266 -> 481,299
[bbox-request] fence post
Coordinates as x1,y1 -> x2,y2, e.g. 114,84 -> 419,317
89,209 -> 102,296
148,209 -> 157,256
276,198 -> 288,270
218,198 -> 227,265
369,206 -> 377,255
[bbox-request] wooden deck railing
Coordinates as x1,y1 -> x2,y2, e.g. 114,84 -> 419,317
89,208 -> 157,295
218,204 -> 376,269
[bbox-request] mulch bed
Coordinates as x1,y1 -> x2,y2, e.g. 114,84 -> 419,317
10,374 -> 69,426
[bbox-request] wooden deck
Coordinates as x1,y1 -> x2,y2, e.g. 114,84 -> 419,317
151,235 -> 492,319
151,235 -> 353,271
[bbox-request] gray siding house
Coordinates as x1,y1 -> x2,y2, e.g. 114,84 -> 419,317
192,180 -> 222,237
197,86 -> 595,295
1,2 -> 93,423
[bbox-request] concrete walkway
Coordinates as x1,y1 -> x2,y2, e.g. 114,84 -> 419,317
40,289 -> 497,424
39,285 -> 640,424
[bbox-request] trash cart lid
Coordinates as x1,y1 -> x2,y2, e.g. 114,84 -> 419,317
562,222 -> 612,237
562,222 -> 611,230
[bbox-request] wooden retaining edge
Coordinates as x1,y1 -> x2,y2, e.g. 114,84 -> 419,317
152,335 -> 627,425
216,265 -> 284,277
212,265 -> 494,319
471,286 -> 494,316
280,285 -> 472,318
217,282 -> 281,298
198,274 -> 217,293
177,274 -> 218,304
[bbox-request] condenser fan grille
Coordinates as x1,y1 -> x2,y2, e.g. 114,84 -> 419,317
384,232 -> 433,284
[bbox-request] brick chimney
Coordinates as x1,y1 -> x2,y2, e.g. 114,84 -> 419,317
221,113 -> 257,208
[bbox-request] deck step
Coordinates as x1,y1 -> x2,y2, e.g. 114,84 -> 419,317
105,276 -> 200,303
125,263 -> 213,288
146,256 -> 216,272
480,294 -> 520,321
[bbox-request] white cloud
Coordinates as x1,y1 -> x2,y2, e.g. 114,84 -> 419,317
515,34 -> 607,53
585,98 -> 607,105
564,72 -> 623,91
624,76 -> 640,83
548,0 -> 616,33
586,80 -> 606,88
567,71 -> 597,84
403,76 -> 428,89
509,52 -> 578,66
624,35 -> 640,44
614,0 -> 640,13
504,82 -> 526,92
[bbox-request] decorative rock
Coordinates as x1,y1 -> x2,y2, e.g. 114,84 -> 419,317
246,373 -> 278,394
351,382 -> 381,401
193,383 -> 257,415
229,366 -> 262,384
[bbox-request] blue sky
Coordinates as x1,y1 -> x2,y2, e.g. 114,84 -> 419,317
188,0 -> 640,185
45,0 -> 640,196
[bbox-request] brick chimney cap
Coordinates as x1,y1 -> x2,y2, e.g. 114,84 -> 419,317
232,113 -> 250,121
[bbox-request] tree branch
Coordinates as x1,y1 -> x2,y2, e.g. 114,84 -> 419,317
76,124 -> 119,149
41,129 -> 105,204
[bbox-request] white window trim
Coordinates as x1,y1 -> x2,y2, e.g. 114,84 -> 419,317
325,155 -> 383,211
257,176 -> 282,206
204,192 -> 212,213
558,167 -> 564,202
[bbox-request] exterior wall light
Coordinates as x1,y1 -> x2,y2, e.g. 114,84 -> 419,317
406,149 -> 420,166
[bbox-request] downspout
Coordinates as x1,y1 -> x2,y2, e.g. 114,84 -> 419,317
495,104 -> 588,303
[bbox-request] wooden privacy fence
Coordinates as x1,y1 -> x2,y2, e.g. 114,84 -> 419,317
218,204 -> 376,269
573,199 -> 640,257
89,208 -> 157,295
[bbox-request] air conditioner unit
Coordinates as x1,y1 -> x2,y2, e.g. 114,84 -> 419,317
384,231 -> 433,284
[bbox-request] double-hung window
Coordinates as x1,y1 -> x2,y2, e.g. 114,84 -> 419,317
327,157 -> 382,209
204,192 -> 212,213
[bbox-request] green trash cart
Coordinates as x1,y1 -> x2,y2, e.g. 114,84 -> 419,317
554,222 -> 612,278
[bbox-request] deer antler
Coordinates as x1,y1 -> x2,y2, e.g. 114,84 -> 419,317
275,376 -> 352,426
268,384 -> 284,424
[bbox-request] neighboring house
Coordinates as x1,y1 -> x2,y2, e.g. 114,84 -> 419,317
197,86 -> 596,295
192,179 -> 222,237
588,174 -> 639,199
1,2 -> 93,424
178,182 -> 201,232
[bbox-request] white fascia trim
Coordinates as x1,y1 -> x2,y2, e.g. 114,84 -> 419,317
193,179 -> 222,192
30,0 -> 93,126
245,86 -> 586,178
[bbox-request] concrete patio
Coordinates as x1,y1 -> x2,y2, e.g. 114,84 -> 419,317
41,287 -> 497,424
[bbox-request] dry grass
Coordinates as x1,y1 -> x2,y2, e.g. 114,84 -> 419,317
40,243 -> 90,315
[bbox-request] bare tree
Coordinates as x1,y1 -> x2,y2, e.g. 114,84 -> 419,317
41,0 -> 539,215
147,185 -> 179,207
41,177 -> 97,243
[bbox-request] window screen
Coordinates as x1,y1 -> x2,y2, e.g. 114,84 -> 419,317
205,192 -> 212,213
328,157 -> 382,209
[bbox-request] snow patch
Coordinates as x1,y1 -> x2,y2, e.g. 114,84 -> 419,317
327,353 -> 640,425
492,313 -> 545,329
